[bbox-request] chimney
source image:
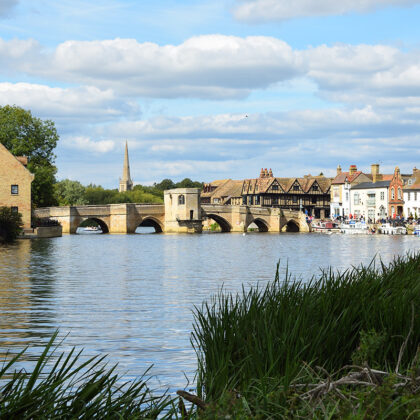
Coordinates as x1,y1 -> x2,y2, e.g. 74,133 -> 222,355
16,156 -> 28,166
268,168 -> 273,177
349,165 -> 357,176
371,163 -> 382,183
264,168 -> 268,177
413,167 -> 418,174
337,165 -> 342,175
260,168 -> 265,178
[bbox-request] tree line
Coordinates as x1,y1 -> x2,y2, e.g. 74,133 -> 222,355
0,105 -> 202,208
54,178 -> 203,206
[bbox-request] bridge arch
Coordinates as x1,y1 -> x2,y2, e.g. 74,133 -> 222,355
246,218 -> 269,232
204,214 -> 232,232
285,220 -> 300,232
136,216 -> 163,233
78,217 -> 109,233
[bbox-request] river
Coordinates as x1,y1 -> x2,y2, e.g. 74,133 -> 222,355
0,232 -> 419,392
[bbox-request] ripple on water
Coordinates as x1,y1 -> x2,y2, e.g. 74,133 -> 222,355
0,233 -> 419,391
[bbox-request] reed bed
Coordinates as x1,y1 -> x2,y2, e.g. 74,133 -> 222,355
190,252 -> 420,418
0,332 -> 175,419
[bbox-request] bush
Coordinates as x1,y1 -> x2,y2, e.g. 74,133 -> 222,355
0,207 -> 23,242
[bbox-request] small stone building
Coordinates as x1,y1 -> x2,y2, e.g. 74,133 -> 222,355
0,143 -> 34,228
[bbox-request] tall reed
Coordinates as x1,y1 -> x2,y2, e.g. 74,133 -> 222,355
0,332 -> 174,419
192,253 -> 420,402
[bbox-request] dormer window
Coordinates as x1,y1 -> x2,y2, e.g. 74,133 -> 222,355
293,185 -> 299,191
272,185 -> 279,191
312,185 -> 318,191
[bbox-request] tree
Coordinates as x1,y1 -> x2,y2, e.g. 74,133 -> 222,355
0,207 -> 23,242
0,105 -> 59,207
54,179 -> 87,206
176,178 -> 203,189
154,179 -> 175,191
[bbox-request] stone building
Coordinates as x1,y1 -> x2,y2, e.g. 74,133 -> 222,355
0,143 -> 34,228
201,179 -> 243,205
119,141 -> 133,192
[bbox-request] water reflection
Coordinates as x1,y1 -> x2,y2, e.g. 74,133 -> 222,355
0,234 -> 419,390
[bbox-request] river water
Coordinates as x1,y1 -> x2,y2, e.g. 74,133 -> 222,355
0,232 -> 419,392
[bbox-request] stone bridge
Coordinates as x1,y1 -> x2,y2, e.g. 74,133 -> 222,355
34,188 -> 309,234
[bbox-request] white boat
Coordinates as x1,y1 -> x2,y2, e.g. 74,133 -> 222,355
379,223 -> 406,235
340,221 -> 370,234
311,221 -> 340,233
84,226 -> 101,232
413,225 -> 420,236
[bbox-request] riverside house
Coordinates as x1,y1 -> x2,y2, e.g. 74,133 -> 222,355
404,168 -> 420,218
0,143 -> 34,228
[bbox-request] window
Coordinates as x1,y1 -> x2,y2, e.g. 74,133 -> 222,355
11,206 -> 18,214
190,210 -> 194,220
391,206 -> 395,216
242,197 -> 246,205
380,191 -> 384,200
391,188 -> 395,199
333,186 -> 339,198
398,188 -> 402,199
408,192 -> 411,201
345,192 -> 349,201
11,185 -> 18,195
354,193 -> 360,205
312,197 -> 317,204
272,184 -> 279,191
272,197 -> 278,205
178,195 -> 185,205
292,196 -> 298,203
312,185 -> 318,191
415,192 -> 418,201
293,185 -> 299,191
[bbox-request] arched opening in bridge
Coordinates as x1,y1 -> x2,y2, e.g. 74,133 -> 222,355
77,218 -> 109,234
136,217 -> 163,234
203,214 -> 231,233
247,219 -> 269,232
285,220 -> 300,232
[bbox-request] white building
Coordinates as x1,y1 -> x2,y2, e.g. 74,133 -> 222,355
330,165 -> 371,218
350,181 -> 390,221
403,170 -> 420,218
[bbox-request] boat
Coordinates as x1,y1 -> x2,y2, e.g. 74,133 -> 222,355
311,221 -> 340,233
84,226 -> 101,232
379,223 -> 406,235
413,225 -> 420,236
340,220 -> 370,234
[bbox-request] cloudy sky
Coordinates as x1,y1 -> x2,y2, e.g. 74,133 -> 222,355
1,0 -> 420,186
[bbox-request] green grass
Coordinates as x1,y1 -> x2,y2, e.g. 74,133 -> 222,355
0,332 -> 175,419
191,252 -> 420,418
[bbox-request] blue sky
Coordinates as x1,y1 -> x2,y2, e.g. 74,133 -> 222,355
1,0 -> 420,187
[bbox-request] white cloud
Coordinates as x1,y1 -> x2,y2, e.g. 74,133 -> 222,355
233,0 -> 420,22
0,0 -> 18,17
0,82 -> 140,123
62,136 -> 115,153
0,35 -> 303,99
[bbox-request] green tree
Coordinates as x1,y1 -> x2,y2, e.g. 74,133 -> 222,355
54,179 -> 87,206
0,105 -> 59,207
176,178 -> 203,189
154,179 -> 175,191
0,207 -> 23,242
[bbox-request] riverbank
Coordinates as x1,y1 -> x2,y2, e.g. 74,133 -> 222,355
1,252 -> 419,418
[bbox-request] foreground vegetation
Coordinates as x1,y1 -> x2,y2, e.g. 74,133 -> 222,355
1,253 -> 419,418
190,252 -> 420,418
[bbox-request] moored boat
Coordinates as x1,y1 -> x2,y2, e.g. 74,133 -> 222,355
340,220 -> 370,234
379,223 -> 406,235
311,221 -> 340,233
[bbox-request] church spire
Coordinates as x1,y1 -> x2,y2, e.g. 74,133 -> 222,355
119,141 -> 133,192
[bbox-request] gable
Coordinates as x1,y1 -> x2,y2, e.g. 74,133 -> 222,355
0,143 -> 34,181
